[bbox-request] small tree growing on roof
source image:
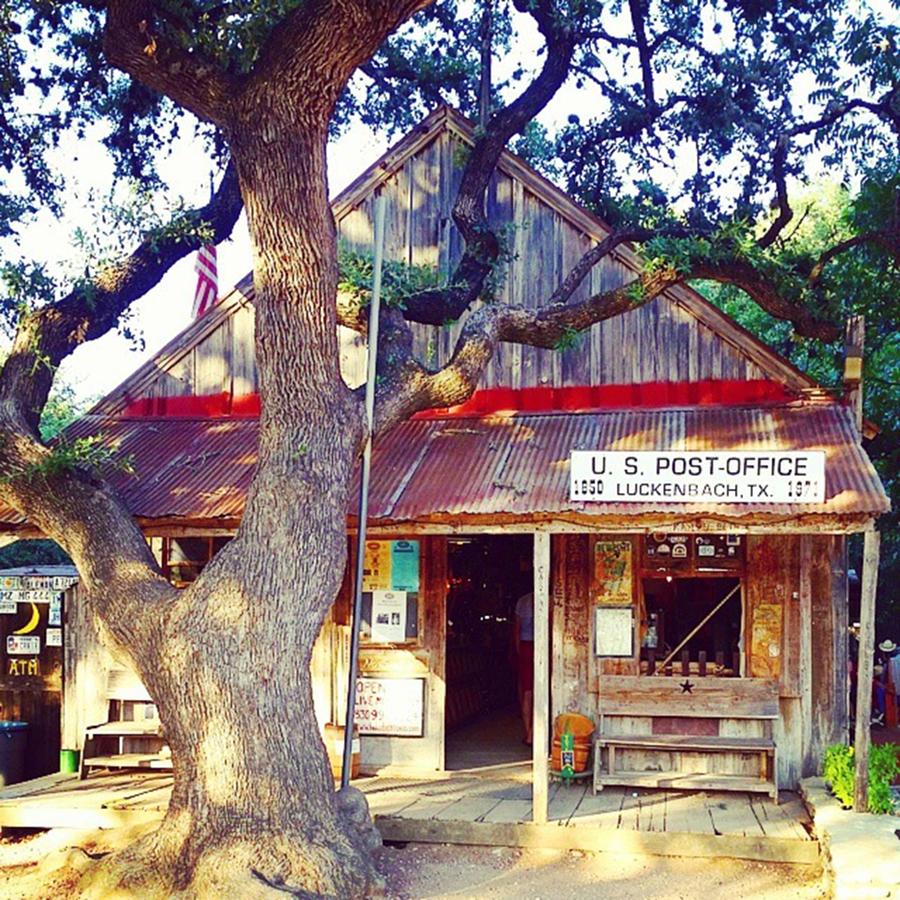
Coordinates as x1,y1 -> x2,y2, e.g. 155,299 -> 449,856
0,1 -> 896,895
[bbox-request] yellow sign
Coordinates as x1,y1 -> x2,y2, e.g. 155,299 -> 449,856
750,603 -> 783,678
594,541 -> 633,605
362,541 -> 392,592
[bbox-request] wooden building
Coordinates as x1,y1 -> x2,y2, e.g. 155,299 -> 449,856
0,107 -> 888,825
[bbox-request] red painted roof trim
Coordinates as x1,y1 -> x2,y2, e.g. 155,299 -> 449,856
121,381 -> 798,421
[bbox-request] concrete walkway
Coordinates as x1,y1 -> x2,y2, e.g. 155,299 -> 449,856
800,777 -> 899,899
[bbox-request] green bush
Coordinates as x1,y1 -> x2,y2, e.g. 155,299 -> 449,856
822,743 -> 899,814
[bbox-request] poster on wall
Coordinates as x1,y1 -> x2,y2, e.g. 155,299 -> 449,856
390,541 -> 420,592
370,591 -> 408,643
362,541 -> 392,591
0,595 -> 15,614
49,596 -> 62,626
362,540 -> 420,593
594,606 -> 634,658
593,541 -> 633,605
750,603 -> 783,678
354,676 -> 425,736
45,628 -> 63,647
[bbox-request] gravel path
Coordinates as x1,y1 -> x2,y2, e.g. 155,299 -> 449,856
376,842 -> 826,900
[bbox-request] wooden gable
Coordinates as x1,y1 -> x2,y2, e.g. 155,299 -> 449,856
93,106 -> 818,417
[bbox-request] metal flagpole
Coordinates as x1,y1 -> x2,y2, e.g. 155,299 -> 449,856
341,191 -> 387,788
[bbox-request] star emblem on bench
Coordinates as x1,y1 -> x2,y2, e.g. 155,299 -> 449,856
679,679 -> 694,694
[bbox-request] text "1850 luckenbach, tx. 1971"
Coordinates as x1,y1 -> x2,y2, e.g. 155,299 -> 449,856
570,451 -> 826,503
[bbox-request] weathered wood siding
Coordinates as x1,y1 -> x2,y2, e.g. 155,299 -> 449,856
125,129 -> 774,406
337,130 -> 769,390
551,532 -> 846,788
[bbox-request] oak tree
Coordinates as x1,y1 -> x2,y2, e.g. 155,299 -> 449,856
0,1 -> 895,895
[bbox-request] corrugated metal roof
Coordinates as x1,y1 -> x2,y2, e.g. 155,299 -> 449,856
0,403 -> 888,528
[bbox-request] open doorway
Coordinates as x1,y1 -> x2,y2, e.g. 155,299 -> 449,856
445,535 -> 533,770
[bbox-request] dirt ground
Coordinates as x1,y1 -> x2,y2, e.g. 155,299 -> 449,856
375,842 -> 826,900
0,828 -> 825,899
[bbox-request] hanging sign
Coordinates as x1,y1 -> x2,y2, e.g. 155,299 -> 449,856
354,676 -> 425,736
571,451 -> 826,503
7,635 -> 40,655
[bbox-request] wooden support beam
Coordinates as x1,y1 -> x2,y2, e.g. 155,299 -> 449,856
799,536 -> 813,775
853,530 -> 880,812
843,315 -> 865,434
532,532 -> 550,825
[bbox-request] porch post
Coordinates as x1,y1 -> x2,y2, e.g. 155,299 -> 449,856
853,529 -> 880,812
532,531 -> 550,824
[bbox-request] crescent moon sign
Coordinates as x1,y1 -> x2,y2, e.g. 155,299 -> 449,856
13,602 -> 40,635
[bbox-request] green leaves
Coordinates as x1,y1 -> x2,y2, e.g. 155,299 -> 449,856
822,742 -> 899,814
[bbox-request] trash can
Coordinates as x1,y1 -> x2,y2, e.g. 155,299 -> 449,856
0,721 -> 29,787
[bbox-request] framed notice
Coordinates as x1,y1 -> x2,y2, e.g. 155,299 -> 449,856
594,606 -> 634,658
354,676 -> 425,737
594,541 -> 633,605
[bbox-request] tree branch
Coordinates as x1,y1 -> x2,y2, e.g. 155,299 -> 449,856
808,229 -> 900,286
757,135 -> 792,249
243,0 -> 435,116
104,1 -> 238,126
0,160 -> 243,434
627,0 -> 656,107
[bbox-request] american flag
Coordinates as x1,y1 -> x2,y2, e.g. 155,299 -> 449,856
191,244 -> 218,317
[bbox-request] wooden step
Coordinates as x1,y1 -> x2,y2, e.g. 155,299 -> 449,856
598,734 -> 774,752
83,754 -> 173,771
595,771 -> 774,794
85,721 -> 163,738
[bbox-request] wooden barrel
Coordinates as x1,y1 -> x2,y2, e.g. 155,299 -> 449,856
324,723 -> 360,779
551,713 -> 594,774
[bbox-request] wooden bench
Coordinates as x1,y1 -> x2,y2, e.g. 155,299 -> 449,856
593,676 -> 779,801
80,668 -> 171,778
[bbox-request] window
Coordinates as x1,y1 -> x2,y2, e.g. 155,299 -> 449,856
161,536 -> 232,587
639,534 -> 745,678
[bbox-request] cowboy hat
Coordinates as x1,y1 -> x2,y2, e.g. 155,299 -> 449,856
878,639 -> 898,653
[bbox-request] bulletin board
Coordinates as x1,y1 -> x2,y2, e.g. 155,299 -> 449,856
360,540 -> 420,644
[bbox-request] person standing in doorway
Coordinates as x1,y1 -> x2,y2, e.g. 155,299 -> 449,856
515,590 -> 534,745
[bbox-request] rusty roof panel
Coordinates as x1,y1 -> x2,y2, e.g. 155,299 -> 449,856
0,403 -> 887,529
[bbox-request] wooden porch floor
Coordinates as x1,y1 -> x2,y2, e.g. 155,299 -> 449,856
358,766 -> 817,864
0,764 -> 817,864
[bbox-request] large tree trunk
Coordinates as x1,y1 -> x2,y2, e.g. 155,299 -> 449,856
82,111 -> 376,898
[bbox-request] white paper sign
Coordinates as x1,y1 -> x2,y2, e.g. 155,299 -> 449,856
0,597 -> 15,614
594,607 -> 634,658
354,677 -> 425,736
49,596 -> 62,626
45,628 -> 62,647
370,591 -> 407,643
571,451 -> 826,504
7,635 -> 40,655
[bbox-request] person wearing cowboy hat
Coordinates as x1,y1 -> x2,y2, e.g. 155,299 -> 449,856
877,639 -> 898,728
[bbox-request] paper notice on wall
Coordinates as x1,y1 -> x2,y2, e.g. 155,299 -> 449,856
362,541 -> 392,592
49,596 -> 62,626
750,603 -> 783,678
390,540 -> 419,592
370,590 -> 407,643
45,628 -> 62,647
0,595 -> 15,614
